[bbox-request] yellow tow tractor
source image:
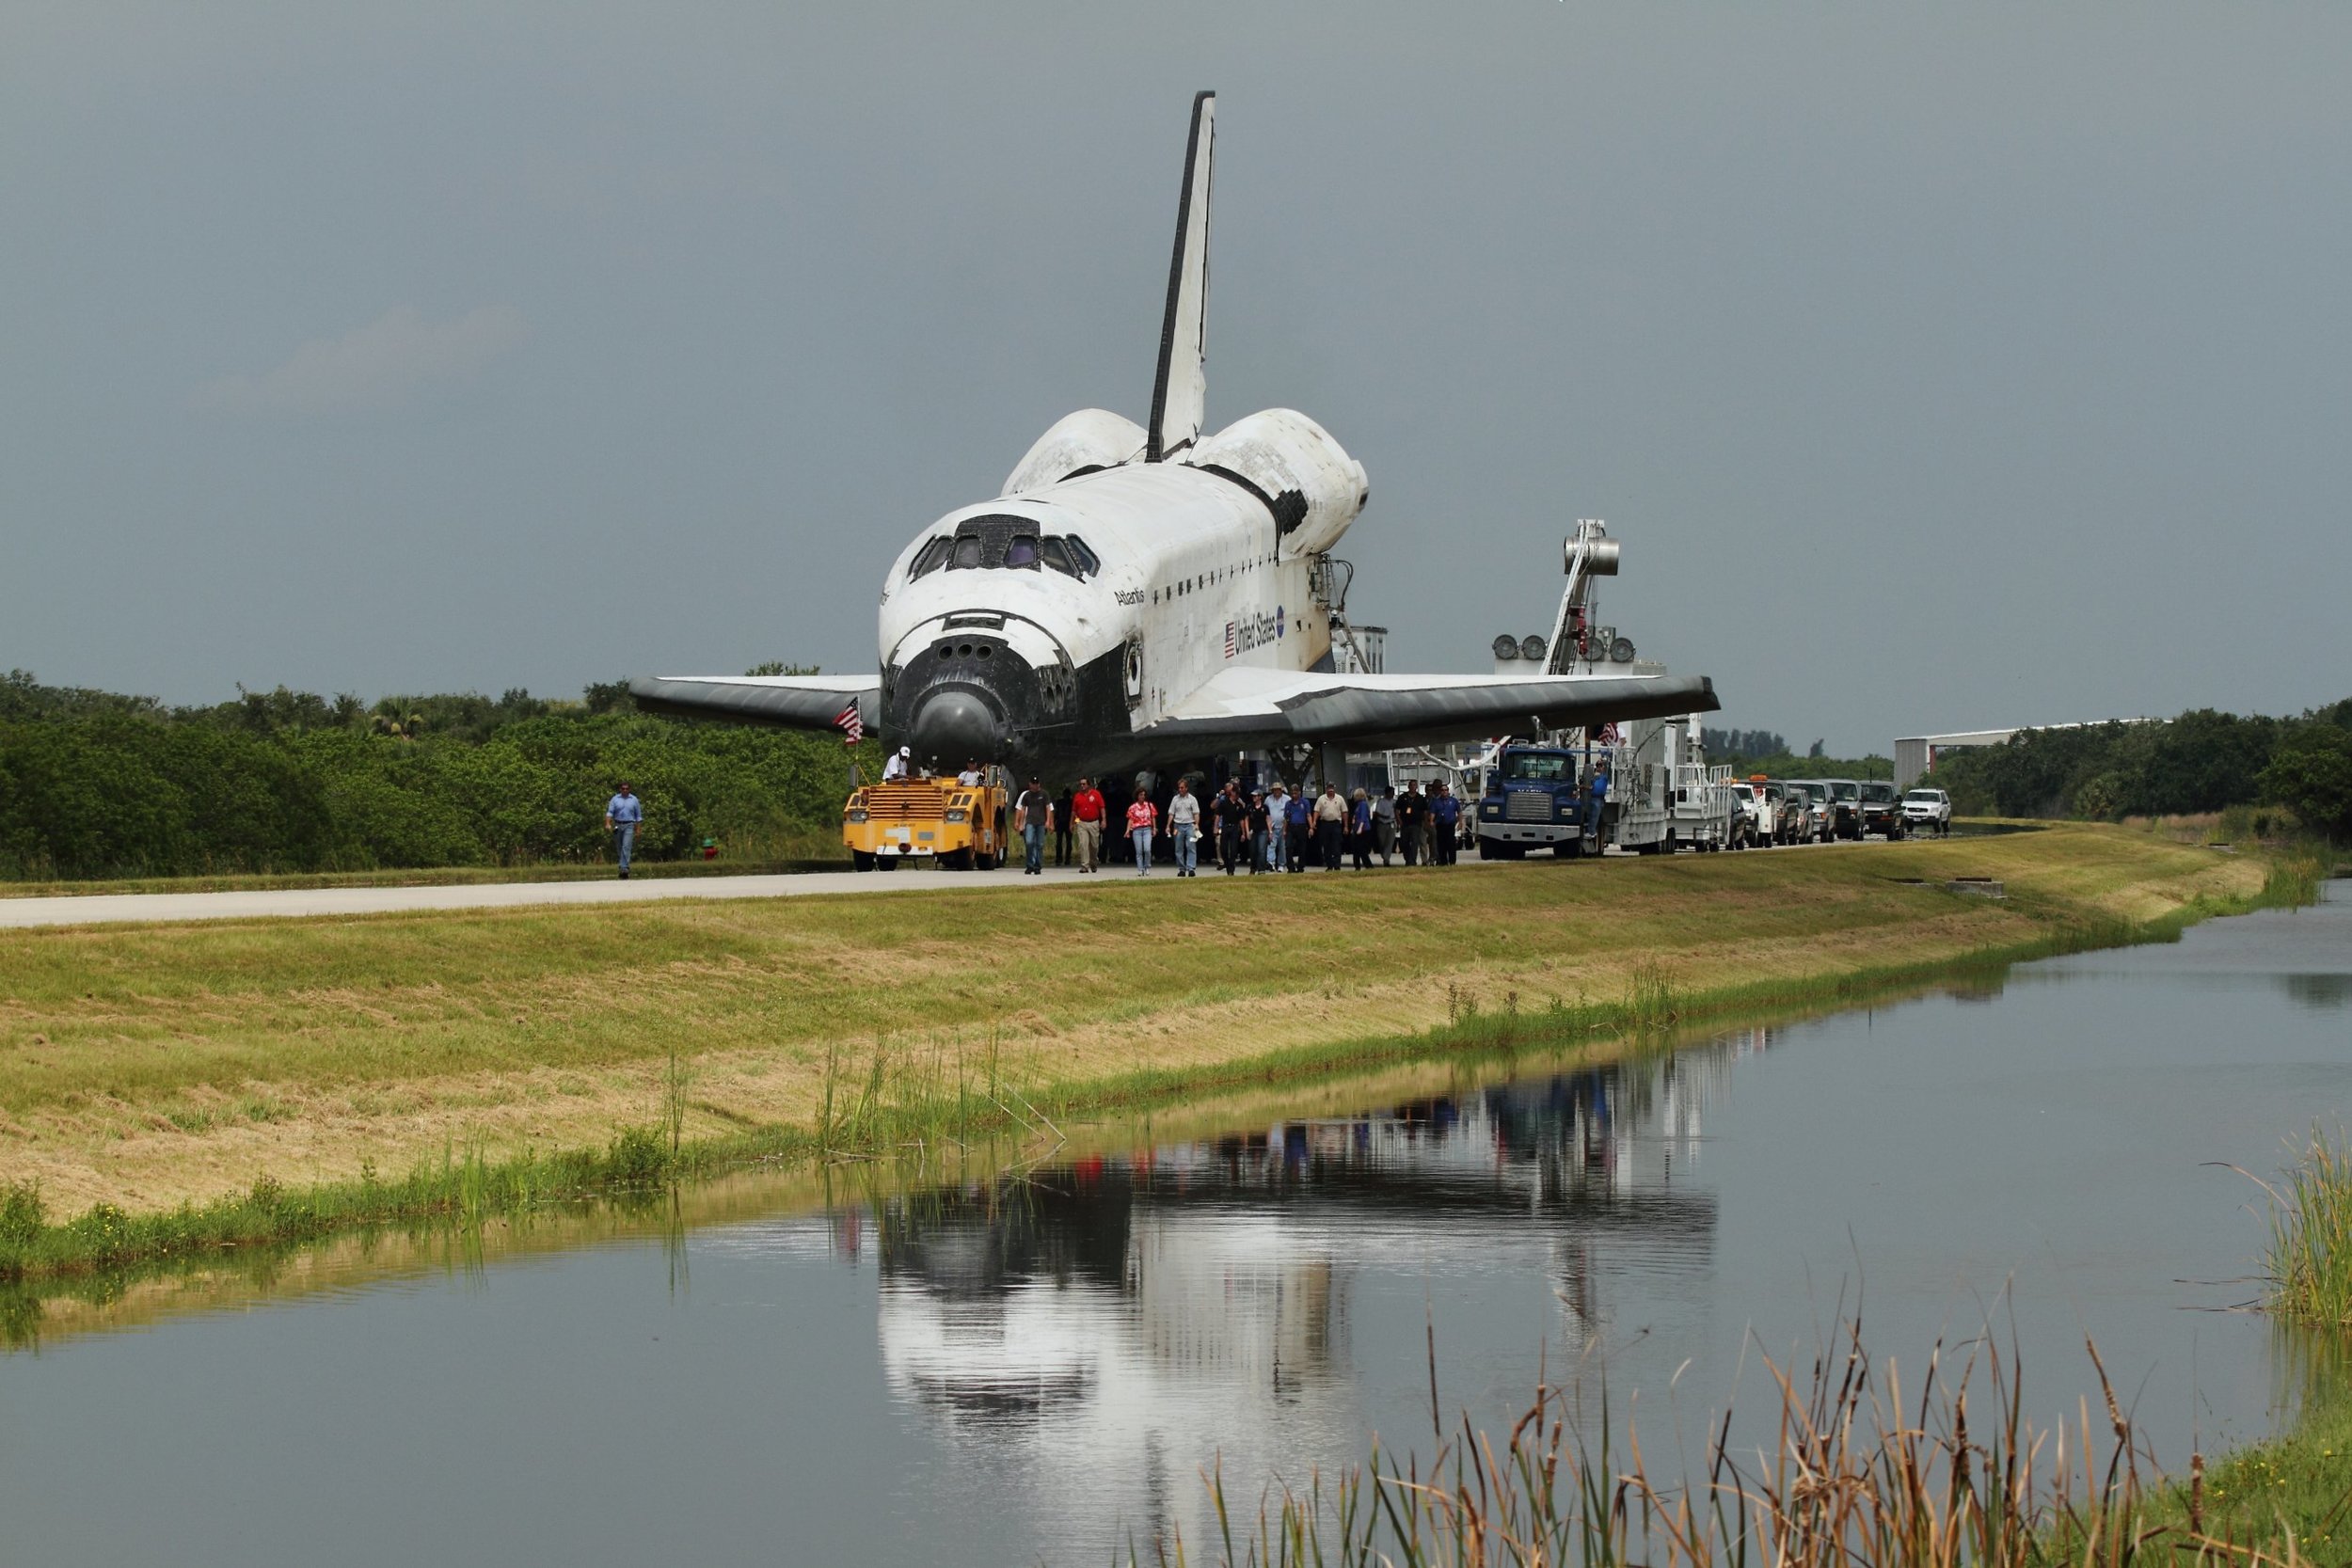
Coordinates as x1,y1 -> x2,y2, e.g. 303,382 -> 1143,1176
843,771 -> 1008,871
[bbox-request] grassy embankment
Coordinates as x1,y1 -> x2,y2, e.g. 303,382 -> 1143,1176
0,825 -> 2301,1282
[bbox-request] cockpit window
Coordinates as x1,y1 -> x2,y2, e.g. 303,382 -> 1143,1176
909,537 -> 952,579
1502,753 -> 1571,782
933,515 -> 1102,577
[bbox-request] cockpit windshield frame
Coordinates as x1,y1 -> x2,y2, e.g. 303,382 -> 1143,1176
916,514 -> 1103,580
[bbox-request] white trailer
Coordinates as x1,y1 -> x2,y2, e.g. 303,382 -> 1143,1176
1587,715 -> 1738,855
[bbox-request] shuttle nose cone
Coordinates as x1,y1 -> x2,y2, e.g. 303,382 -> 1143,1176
908,689 -> 1006,766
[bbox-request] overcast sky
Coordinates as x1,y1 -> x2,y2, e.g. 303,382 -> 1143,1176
5,3 -> 2347,752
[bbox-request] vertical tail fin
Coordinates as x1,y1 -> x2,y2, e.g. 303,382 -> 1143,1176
1146,90 -> 1215,462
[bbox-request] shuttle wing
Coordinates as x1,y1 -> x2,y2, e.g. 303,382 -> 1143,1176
1145,667 -> 1717,752
629,673 -> 878,732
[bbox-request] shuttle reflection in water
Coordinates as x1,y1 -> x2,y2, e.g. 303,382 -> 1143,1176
844,1042 -> 1749,1549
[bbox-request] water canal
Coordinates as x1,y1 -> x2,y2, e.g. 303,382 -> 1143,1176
3,883 -> 2346,1565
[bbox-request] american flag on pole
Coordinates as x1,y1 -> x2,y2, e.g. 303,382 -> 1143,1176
834,701 -> 863,746
1595,721 -> 1620,746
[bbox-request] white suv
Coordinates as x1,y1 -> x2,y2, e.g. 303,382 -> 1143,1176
1901,787 -> 1952,836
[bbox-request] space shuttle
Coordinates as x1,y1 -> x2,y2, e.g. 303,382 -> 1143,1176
632,92 -> 1715,780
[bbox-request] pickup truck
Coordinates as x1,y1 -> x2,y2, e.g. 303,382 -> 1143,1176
1725,781 -> 1762,847
1757,780 -> 1809,845
1901,787 -> 1953,836
1787,781 -> 1834,843
1821,779 -> 1864,841
1859,781 -> 1905,839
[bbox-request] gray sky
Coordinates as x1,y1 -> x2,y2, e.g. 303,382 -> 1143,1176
5,3 -> 2347,752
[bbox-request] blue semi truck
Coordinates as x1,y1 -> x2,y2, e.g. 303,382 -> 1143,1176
1474,744 -> 1601,859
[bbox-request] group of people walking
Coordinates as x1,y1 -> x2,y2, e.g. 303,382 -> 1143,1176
1012,775 -> 1466,877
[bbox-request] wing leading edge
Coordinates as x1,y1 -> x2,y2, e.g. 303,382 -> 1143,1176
628,674 -> 878,732
1143,667 -> 1718,753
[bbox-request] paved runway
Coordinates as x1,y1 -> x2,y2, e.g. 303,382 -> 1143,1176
0,859 -> 1381,929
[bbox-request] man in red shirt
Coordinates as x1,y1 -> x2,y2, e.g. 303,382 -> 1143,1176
1069,776 -> 1107,873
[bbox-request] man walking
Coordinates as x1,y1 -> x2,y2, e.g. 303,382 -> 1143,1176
1054,784 -> 1074,866
605,782 -> 644,879
1431,782 -> 1461,865
1373,786 -> 1398,865
1263,781 -> 1291,873
1213,780 -> 1249,875
1167,779 -> 1202,877
1070,776 -> 1106,873
1015,777 -> 1052,876
1395,783 -> 1425,866
1314,783 -> 1347,871
1286,787 -> 1311,872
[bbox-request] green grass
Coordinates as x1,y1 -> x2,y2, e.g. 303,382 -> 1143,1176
2265,1128 -> 2352,1330
2116,1331 -> 2352,1560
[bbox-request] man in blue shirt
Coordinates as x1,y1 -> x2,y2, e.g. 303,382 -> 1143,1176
1429,782 -> 1462,865
1585,762 -> 1610,854
605,783 -> 645,879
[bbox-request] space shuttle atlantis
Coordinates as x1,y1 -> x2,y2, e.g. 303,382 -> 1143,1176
632,92 -> 1715,780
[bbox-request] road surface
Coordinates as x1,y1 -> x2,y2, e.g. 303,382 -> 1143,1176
0,860 -> 1425,929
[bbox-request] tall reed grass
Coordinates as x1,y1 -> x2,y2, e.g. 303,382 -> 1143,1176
1134,1320 -> 2307,1566
2260,1128 -> 2352,1329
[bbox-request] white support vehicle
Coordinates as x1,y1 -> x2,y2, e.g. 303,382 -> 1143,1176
1586,715 -> 1735,854
1724,779 -> 1767,848
1902,786 -> 1953,835
1664,725 -> 1740,852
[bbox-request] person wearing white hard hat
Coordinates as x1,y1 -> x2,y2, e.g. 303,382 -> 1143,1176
882,745 -> 912,782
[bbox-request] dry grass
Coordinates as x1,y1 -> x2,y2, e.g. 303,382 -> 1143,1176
1149,1314 -> 2329,1566
0,826 -> 2265,1215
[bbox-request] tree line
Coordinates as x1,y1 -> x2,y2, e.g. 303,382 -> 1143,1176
1701,727 -> 1790,760
0,670 -> 876,880
1925,698 -> 2352,840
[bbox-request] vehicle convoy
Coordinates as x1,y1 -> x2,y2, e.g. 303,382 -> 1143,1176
1859,781 -> 1906,839
1902,786 -> 1953,836
843,774 -> 1007,870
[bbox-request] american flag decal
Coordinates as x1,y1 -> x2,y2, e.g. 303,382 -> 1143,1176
1223,621 -> 1238,658
834,701 -> 863,746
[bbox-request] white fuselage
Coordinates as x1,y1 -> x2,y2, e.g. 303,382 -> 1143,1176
876,460 -> 1340,772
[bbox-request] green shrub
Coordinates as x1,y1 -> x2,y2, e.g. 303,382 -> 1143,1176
0,672 -> 878,880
